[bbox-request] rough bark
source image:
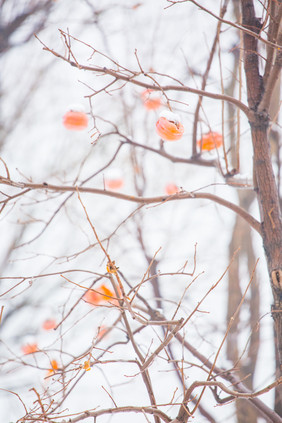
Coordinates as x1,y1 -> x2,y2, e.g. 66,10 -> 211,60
240,0 -> 282,414
226,12 -> 260,420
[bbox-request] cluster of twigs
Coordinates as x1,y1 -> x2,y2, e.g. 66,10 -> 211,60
0,1 -> 281,422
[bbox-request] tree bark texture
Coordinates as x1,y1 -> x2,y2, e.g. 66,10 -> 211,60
240,0 -> 282,414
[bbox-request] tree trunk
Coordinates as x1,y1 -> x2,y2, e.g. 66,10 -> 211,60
228,199 -> 260,423
240,0 -> 282,414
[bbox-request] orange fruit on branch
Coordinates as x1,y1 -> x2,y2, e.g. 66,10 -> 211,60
197,131 -> 223,151
165,183 -> 180,195
105,169 -> 124,191
21,343 -> 38,355
105,178 -> 124,191
42,319 -> 57,331
141,89 -> 161,110
156,111 -> 184,141
83,284 -> 116,306
46,359 -> 59,376
63,105 -> 88,131
83,289 -> 101,305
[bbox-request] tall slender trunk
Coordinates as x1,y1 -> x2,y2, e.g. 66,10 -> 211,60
240,0 -> 282,414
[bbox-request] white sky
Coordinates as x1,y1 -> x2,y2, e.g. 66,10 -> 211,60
0,1 -> 277,422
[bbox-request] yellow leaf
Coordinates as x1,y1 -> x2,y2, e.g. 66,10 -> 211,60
83,360 -> 91,371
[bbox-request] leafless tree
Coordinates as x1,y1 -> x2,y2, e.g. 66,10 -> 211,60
0,1 -> 281,423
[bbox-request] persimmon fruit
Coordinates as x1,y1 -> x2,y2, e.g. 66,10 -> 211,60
141,89 -> 161,110
42,319 -> 57,330
165,183 -> 180,195
63,108 -> 88,131
83,285 -> 116,306
197,131 -> 223,151
105,178 -> 124,191
21,343 -> 38,355
156,111 -> 184,141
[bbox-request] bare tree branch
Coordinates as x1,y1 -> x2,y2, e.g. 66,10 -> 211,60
35,34 -> 251,117
0,176 -> 261,234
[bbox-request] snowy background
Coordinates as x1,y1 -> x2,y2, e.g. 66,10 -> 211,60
0,1 -> 276,422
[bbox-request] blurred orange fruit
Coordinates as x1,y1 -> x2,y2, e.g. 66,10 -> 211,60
42,319 -> 57,330
63,110 -> 88,131
165,183 -> 180,195
99,284 -> 116,300
47,359 -> 59,376
83,289 -> 100,305
141,89 -> 161,110
156,111 -> 184,141
197,131 -> 223,151
83,284 -> 116,306
21,343 -> 38,355
105,178 -> 124,191
50,359 -> 58,370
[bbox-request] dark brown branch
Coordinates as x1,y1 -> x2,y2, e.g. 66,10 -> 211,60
240,1 -> 282,381
241,0 -> 264,109
264,3 -> 282,84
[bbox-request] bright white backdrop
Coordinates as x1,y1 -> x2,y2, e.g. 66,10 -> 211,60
0,1 -> 275,422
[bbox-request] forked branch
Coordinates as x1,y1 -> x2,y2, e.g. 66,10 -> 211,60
35,34 -> 251,118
